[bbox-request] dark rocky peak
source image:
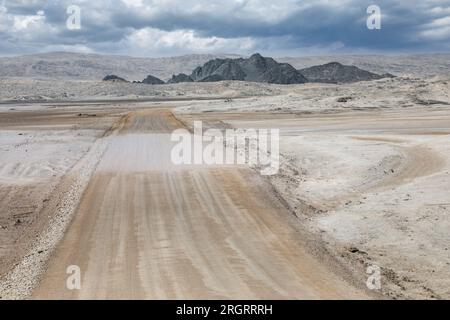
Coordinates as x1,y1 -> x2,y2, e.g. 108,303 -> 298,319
190,53 -> 307,84
142,74 -> 165,85
191,58 -> 245,82
167,73 -> 193,84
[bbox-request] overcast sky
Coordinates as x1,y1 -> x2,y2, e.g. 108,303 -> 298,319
0,0 -> 449,57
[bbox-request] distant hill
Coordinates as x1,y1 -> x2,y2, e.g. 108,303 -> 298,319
0,52 -> 240,81
190,53 -> 308,84
299,62 -> 394,83
279,54 -> 450,77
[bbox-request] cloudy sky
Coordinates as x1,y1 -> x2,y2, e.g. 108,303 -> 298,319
0,0 -> 449,57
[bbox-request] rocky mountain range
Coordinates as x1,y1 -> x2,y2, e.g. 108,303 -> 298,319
1,52 -> 449,83
104,54 -> 394,85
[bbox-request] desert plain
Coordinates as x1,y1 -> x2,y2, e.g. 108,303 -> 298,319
0,55 -> 450,300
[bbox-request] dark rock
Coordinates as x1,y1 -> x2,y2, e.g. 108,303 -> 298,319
240,53 -> 308,84
299,62 -> 394,83
337,97 -> 353,103
77,113 -> 97,117
198,74 -> 227,82
190,53 -> 308,84
191,59 -> 246,82
167,73 -> 193,84
381,73 -> 396,79
102,75 -> 128,82
141,74 -> 165,85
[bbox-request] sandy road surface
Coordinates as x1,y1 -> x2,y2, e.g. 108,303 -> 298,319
177,106 -> 450,299
32,109 -> 367,299
184,108 -> 450,299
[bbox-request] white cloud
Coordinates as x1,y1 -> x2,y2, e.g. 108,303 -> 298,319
114,0 -> 299,25
0,8 -> 58,45
121,0 -> 144,7
121,27 -> 255,56
419,16 -> 450,40
430,6 -> 450,15
13,13 -> 45,31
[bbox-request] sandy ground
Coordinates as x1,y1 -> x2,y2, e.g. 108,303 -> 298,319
0,79 -> 282,102
1,75 -> 449,110
177,107 -> 450,299
0,74 -> 449,300
30,109 -> 367,299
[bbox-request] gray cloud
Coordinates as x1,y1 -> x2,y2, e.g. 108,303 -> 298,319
0,0 -> 449,57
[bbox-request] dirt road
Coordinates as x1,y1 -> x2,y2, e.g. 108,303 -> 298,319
32,109 -> 367,299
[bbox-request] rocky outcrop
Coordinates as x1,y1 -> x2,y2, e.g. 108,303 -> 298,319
191,59 -> 246,81
298,62 -> 395,83
102,75 -> 128,82
167,73 -> 194,84
141,74 -> 165,85
190,53 -> 308,84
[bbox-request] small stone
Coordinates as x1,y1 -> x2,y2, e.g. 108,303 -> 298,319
348,247 -> 360,253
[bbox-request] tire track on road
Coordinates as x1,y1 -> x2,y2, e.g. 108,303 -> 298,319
32,109 -> 368,299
